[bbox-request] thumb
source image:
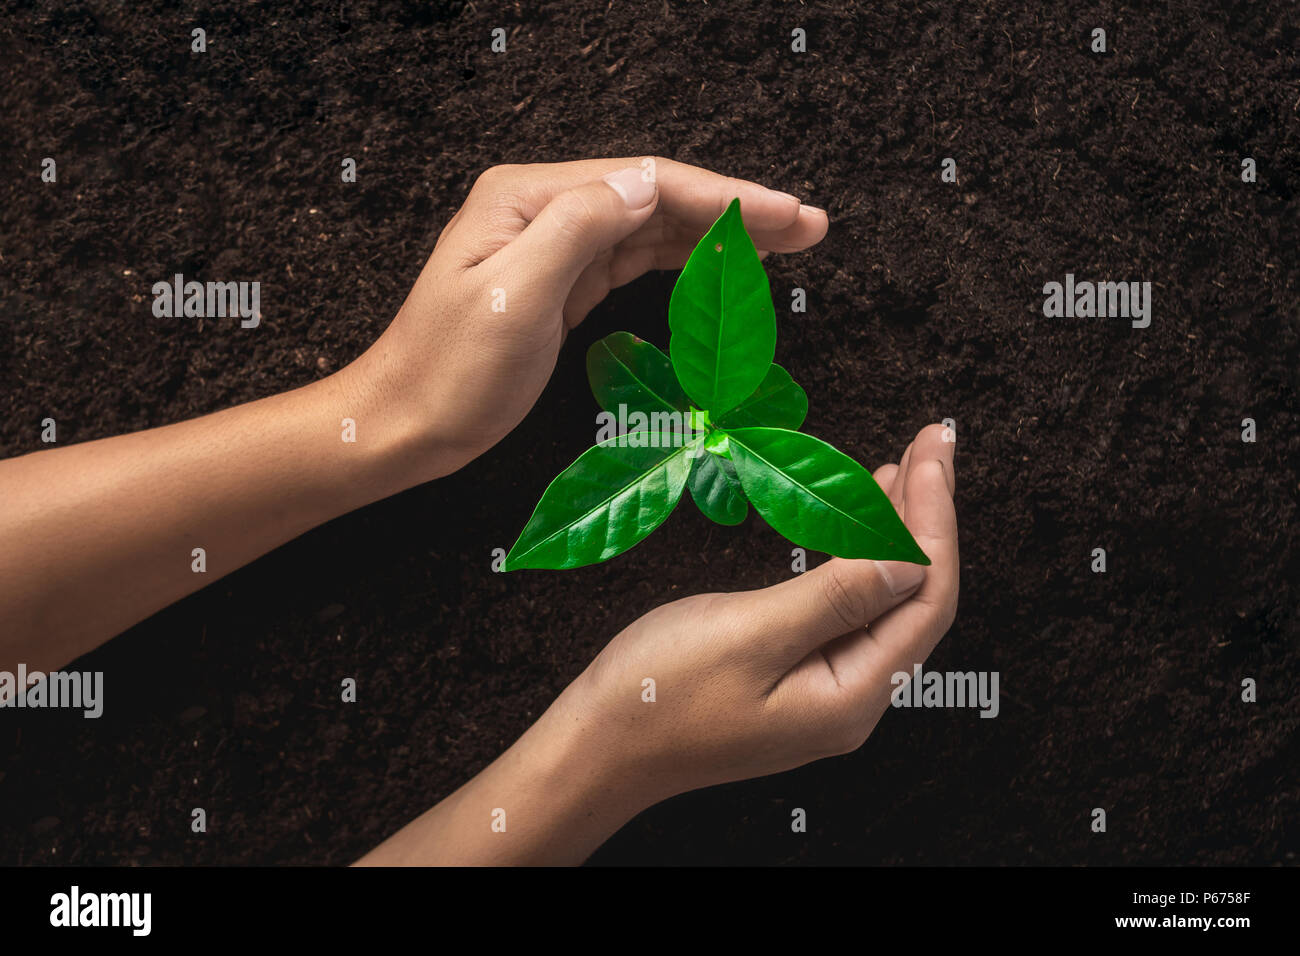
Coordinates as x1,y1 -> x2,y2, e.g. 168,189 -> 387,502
740,557 -> 927,676
496,166 -> 659,291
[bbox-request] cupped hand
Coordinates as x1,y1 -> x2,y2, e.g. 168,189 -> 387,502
343,157 -> 828,480
546,424 -> 958,809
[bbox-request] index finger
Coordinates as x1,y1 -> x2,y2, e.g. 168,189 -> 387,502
478,156 -> 829,250
863,456 -> 960,681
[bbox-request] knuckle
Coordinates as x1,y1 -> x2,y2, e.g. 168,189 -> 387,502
644,591 -> 727,633
666,591 -> 718,619
692,591 -> 739,636
820,564 -> 866,631
916,590 -> 958,636
470,163 -> 518,195
715,183 -> 740,218
550,189 -> 603,238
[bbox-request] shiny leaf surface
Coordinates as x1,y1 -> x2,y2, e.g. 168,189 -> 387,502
504,433 -> 702,570
717,363 -> 808,430
726,427 -> 929,564
587,331 -> 691,417
687,450 -> 748,526
668,199 -> 776,416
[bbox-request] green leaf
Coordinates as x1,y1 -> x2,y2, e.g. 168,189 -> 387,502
717,363 -> 809,430
586,331 -> 690,416
704,429 -> 731,456
726,427 -> 929,564
504,433 -> 702,570
688,451 -> 748,526
668,198 -> 776,416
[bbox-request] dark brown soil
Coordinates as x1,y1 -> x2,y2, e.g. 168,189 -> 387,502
1,0 -> 1296,865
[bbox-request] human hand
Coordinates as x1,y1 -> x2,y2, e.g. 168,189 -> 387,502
542,423 -> 958,812
339,157 -> 828,484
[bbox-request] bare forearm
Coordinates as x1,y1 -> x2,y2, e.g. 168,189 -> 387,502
0,356 -> 426,672
357,697 -> 648,866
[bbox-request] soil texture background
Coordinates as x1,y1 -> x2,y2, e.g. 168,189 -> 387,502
1,0 -> 1297,865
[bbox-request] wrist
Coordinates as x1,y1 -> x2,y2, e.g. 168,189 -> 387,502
531,678 -> 681,822
497,698 -> 653,863
358,698 -> 648,866
327,346 -> 471,497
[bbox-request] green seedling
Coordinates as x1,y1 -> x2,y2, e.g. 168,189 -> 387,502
504,199 -> 929,571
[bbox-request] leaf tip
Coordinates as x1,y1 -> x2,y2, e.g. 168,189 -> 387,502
897,539 -> 932,566
501,542 -> 525,572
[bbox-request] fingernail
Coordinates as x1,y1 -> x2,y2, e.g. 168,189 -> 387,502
800,203 -> 827,215
876,560 -> 926,596
603,167 -> 657,209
